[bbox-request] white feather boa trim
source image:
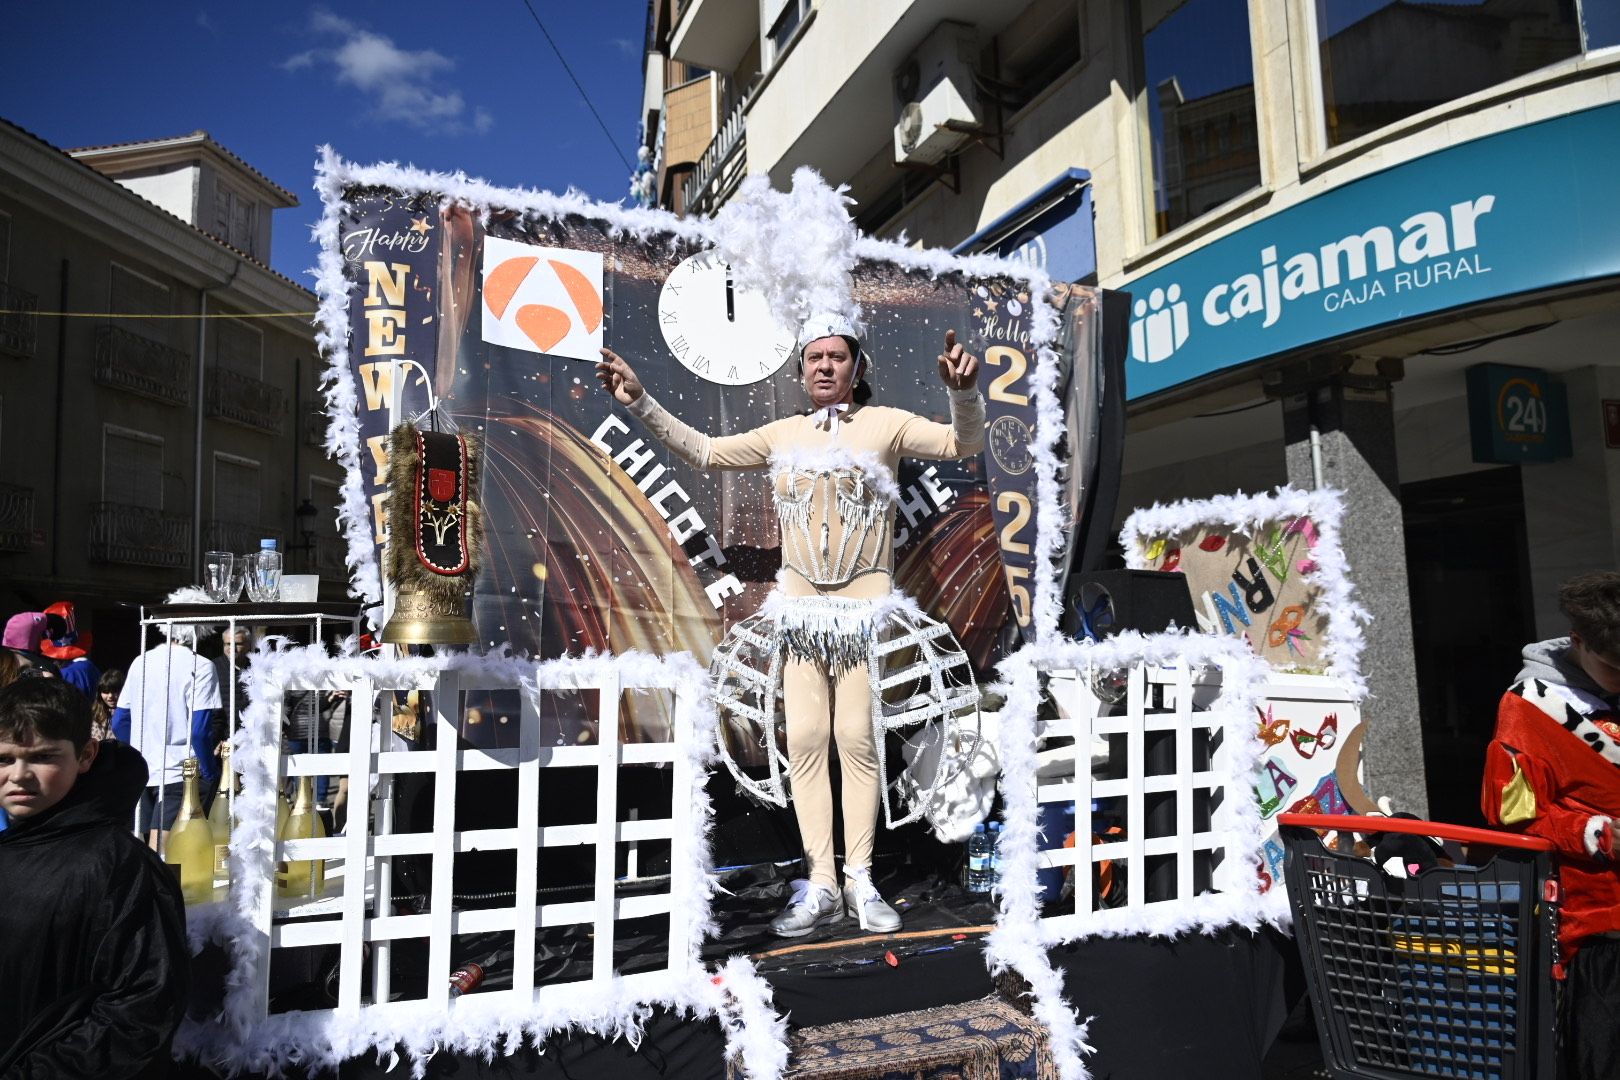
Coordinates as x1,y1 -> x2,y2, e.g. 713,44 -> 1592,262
985,631 -> 1284,1080
174,642 -> 790,1078
1120,486 -> 1370,698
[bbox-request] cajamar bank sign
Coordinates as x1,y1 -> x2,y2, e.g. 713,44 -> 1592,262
1121,103 -> 1620,400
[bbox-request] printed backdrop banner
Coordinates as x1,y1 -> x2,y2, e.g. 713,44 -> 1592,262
329,181 -> 1104,744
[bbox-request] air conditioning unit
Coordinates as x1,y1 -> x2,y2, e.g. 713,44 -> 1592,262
892,21 -> 980,166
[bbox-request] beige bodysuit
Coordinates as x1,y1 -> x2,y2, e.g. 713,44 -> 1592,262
627,388 -> 985,889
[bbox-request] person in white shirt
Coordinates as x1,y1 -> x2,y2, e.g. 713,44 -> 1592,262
111,624 -> 223,847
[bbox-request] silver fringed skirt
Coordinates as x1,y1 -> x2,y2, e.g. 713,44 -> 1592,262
709,590 -> 982,829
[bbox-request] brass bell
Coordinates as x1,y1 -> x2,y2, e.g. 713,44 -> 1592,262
379,581 -> 479,645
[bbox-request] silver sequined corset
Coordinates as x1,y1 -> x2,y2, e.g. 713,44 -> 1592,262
769,448 -> 898,587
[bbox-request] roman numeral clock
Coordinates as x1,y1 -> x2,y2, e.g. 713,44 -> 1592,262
657,251 -> 797,385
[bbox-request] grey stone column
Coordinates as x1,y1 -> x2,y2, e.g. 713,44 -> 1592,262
1265,357 -> 1429,817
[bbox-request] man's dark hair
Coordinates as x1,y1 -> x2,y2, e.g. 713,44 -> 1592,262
0,676 -> 93,750
1560,571 -> 1620,659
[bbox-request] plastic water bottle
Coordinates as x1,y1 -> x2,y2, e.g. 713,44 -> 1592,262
254,538 -> 282,602
988,821 -> 1004,887
966,823 -> 993,893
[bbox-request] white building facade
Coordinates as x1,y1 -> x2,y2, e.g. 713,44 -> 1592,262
641,0 -> 1620,821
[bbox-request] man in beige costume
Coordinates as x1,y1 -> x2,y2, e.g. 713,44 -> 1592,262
597,315 -> 982,935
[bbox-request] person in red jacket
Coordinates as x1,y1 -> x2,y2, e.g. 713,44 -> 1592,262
1482,570 -> 1620,1080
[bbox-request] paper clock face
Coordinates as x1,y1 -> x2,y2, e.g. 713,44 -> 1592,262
988,414 -> 1033,476
657,252 -> 795,386
481,236 -> 604,362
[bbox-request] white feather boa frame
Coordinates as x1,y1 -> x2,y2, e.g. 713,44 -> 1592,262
1120,486 -> 1370,698
173,642 -> 789,1080
986,631 -> 1283,1080
312,150 -> 1059,622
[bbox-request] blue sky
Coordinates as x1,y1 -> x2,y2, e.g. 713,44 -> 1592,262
3,3 -> 651,287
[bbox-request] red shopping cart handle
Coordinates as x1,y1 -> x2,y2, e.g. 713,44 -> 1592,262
1277,813 -> 1556,852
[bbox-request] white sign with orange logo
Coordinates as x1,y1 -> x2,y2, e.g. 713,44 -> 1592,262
480,237 -> 604,362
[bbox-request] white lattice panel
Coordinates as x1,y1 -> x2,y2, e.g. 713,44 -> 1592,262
215,650 -> 718,1057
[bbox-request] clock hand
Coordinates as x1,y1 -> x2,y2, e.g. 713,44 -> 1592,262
725,265 -> 736,324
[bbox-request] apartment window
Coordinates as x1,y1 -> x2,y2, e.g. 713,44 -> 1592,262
1587,3 -> 1620,48
1133,0 -> 1261,241
763,0 -> 811,67
217,317 -> 263,377
214,453 -> 262,524
1315,0 -> 1582,149
110,263 -> 173,344
213,183 -> 259,256
0,211 -> 11,281
103,427 -> 165,509
984,0 -> 1082,113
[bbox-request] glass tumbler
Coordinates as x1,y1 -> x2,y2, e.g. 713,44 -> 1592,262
241,551 -> 265,602
203,552 -> 235,602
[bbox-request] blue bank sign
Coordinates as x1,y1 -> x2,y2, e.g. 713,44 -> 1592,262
1124,103 -> 1620,400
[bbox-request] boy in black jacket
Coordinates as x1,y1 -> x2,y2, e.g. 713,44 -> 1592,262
0,677 -> 188,1078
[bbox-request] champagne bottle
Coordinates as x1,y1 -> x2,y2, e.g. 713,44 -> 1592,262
165,758 -> 217,904
208,744 -> 233,879
278,774 -> 326,898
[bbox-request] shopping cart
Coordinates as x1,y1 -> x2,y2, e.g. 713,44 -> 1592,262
1278,814 -> 1560,1080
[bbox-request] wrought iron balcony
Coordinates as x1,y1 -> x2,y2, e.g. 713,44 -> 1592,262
0,483 -> 34,552
208,367 -> 285,433
683,83 -> 754,216
94,326 -> 191,405
89,502 -> 189,568
203,520 -> 282,558
0,282 -> 38,359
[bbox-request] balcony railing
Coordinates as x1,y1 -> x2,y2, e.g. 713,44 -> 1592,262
0,483 -> 34,552
89,502 -> 189,568
682,81 -> 755,215
94,326 -> 191,406
208,367 -> 285,433
0,281 -> 38,359
203,521 -> 282,558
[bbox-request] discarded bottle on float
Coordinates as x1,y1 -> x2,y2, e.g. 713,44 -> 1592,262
165,757 -> 217,905
278,773 -> 326,898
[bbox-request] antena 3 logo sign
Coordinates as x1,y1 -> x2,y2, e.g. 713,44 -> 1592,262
481,236 -> 604,363
1129,195 -> 1495,365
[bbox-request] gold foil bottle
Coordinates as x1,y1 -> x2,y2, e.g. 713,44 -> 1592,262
165,758 -> 217,905
208,744 -> 233,879
278,774 -> 326,898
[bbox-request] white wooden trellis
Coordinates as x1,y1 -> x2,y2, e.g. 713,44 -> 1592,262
1020,645 -> 1357,941
1033,660 -> 1232,937
214,650 -> 718,1058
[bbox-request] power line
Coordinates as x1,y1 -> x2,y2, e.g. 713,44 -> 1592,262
518,0 -> 635,174
0,309 -> 315,320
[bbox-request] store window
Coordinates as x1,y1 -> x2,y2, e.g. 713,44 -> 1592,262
1315,0 -> 1583,149
1134,0 -> 1261,241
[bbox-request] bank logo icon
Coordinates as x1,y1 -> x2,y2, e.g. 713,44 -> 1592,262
1129,283 -> 1191,364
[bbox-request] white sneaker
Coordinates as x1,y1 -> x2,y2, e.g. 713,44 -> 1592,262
843,867 -> 902,933
769,879 -> 844,937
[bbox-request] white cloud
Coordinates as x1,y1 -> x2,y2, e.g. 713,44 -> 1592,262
283,7 -> 492,136
610,37 -> 638,57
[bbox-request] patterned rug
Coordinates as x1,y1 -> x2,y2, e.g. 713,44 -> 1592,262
731,994 -> 1055,1079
